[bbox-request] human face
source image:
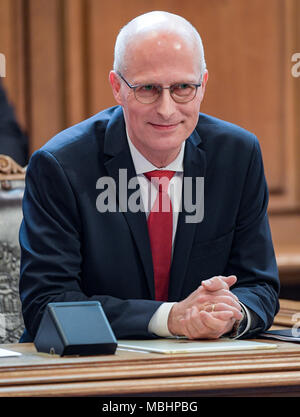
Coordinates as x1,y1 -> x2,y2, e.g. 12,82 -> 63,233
110,32 -> 208,167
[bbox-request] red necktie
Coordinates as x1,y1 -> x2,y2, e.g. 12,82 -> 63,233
144,170 -> 175,301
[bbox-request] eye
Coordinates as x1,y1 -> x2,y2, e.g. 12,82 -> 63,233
172,84 -> 194,97
178,84 -> 190,89
141,85 -> 155,91
136,85 -> 160,97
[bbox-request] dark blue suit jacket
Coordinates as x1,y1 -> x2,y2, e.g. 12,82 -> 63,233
19,106 -> 280,341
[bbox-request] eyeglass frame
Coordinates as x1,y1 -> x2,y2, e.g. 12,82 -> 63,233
116,71 -> 202,104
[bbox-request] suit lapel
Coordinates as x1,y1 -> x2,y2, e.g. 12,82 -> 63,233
103,107 -> 155,298
169,129 -> 207,301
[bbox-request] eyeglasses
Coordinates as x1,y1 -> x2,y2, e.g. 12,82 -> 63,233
117,72 -> 202,104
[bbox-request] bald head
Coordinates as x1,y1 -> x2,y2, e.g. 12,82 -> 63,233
113,11 -> 206,79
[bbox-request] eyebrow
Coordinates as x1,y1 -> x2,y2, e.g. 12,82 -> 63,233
133,79 -> 199,85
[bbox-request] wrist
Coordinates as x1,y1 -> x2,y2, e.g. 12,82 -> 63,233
167,302 -> 180,336
226,306 -> 247,338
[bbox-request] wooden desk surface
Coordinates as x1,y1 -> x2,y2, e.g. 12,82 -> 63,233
1,299 -> 300,397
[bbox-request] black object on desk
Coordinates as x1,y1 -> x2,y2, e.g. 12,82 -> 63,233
34,301 -> 117,356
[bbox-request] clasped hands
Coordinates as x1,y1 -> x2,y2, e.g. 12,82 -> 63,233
168,275 -> 243,339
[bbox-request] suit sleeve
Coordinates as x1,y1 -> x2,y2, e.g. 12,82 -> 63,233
226,138 -> 280,337
19,150 -> 162,341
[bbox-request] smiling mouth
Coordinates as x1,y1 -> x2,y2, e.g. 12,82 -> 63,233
149,122 -> 182,130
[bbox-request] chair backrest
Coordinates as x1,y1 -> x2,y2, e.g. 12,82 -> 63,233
0,154 -> 26,343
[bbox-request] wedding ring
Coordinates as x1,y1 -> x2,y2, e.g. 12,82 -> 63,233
202,302 -> 215,312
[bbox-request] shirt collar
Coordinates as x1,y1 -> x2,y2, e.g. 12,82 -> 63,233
126,131 -> 185,175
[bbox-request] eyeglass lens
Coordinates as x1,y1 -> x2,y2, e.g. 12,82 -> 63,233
135,84 -> 197,103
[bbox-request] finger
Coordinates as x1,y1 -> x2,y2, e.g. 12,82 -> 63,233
196,311 -> 228,339
183,309 -> 235,340
200,294 -> 241,312
220,275 -> 237,288
180,307 -> 201,339
201,275 -> 237,292
210,302 -> 244,321
204,310 -> 235,322
216,317 -> 237,337
200,287 -> 239,302
213,295 -> 242,311
178,316 -> 189,337
184,307 -> 227,340
186,306 -> 205,339
199,310 -> 234,335
201,276 -> 227,291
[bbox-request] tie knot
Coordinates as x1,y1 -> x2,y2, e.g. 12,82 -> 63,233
144,170 -> 175,182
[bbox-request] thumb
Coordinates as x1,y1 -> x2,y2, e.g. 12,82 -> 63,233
201,275 -> 237,291
221,275 -> 237,288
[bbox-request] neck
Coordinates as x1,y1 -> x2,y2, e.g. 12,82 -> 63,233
138,146 -> 181,168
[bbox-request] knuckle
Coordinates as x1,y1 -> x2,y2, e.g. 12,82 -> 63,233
219,295 -> 235,305
197,294 -> 208,305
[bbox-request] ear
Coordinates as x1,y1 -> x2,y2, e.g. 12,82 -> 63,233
109,71 -> 122,105
199,69 -> 209,100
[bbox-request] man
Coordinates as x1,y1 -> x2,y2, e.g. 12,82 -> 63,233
19,11 -> 279,342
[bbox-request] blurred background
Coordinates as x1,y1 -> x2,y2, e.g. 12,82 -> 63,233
0,0 -> 300,299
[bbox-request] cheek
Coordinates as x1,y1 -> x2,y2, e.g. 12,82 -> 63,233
123,104 -> 148,136
181,105 -> 200,125
189,98 -> 201,116
127,107 -> 145,126
179,107 -> 200,137
129,102 -> 152,123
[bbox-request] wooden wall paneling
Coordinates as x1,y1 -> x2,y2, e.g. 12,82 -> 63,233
0,0 -> 13,93
85,0 -> 118,116
12,0 -> 27,131
85,0 -> 186,116
62,0 -> 87,128
0,0 -> 16,104
0,0 -> 26,130
268,0 -> 300,281
292,0 -> 300,205
268,0 -> 300,213
191,0 -> 285,195
26,0 -> 65,153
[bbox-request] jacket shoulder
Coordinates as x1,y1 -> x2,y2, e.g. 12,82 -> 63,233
196,113 -> 258,149
38,106 -> 121,157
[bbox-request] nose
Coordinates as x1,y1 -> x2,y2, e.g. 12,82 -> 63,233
155,89 -> 177,120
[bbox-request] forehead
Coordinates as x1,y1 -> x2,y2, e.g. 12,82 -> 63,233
124,31 -> 201,83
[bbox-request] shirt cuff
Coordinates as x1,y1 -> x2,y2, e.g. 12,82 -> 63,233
148,302 -> 177,337
231,302 -> 252,339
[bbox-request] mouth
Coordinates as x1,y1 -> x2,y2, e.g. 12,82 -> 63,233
148,122 -> 182,131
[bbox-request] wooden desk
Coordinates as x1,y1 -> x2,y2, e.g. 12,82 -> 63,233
1,299 -> 300,397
